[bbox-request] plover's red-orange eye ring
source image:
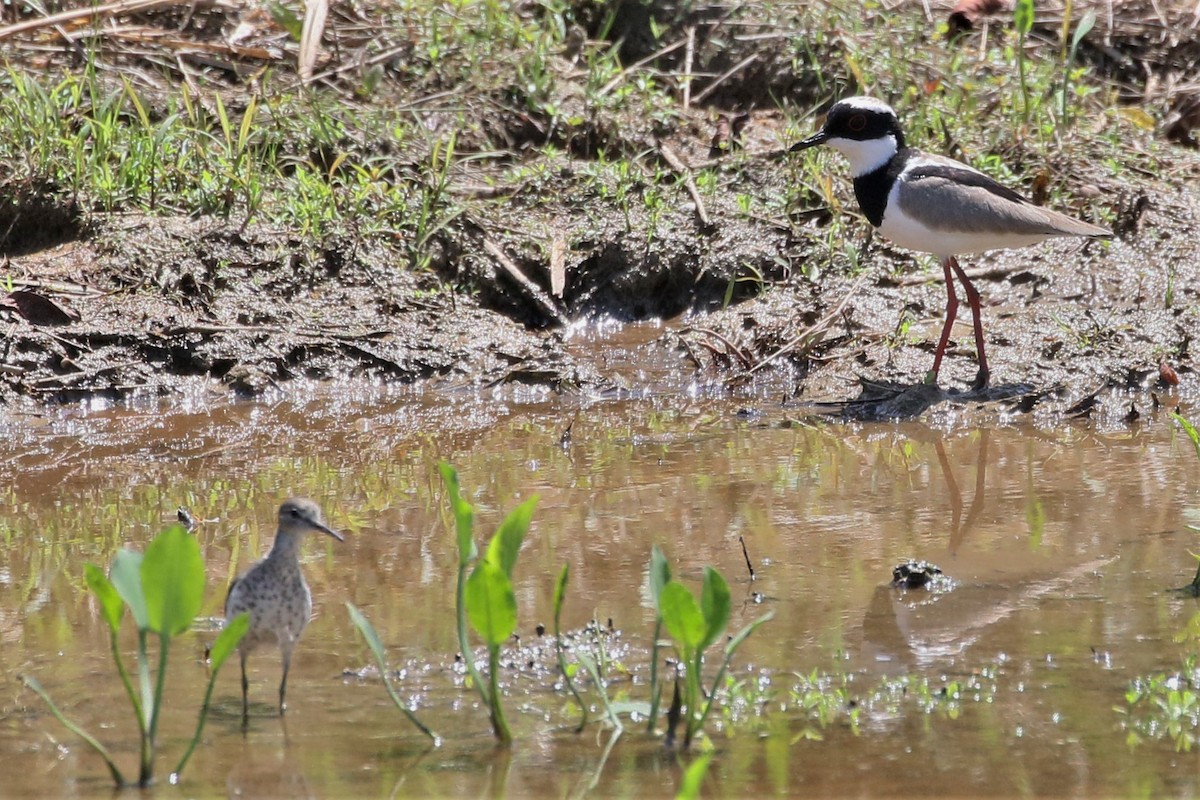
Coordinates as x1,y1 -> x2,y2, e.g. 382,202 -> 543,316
848,114 -> 866,132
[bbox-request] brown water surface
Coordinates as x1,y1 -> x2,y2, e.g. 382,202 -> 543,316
3,343 -> 1200,797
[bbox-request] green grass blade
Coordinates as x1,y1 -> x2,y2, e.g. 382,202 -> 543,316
649,545 -> 671,607
647,546 -> 672,732
577,652 -> 622,732
210,612 -> 250,671
553,563 -> 588,730
439,462 -> 477,567
22,674 -> 126,787
346,603 -> 439,743
723,612 -> 774,659
1071,9 -> 1096,51
1172,414 -> 1200,462
695,612 -> 775,734
647,617 -> 665,733
486,642 -> 512,744
173,613 -> 250,780
1014,0 -> 1034,35
347,602 -> 389,667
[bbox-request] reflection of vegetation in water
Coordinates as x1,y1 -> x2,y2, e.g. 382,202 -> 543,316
1171,414 -> 1200,594
1121,656 -> 1200,752
718,667 -> 995,740
1119,414 -> 1200,752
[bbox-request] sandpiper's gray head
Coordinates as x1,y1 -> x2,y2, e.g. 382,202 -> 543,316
791,96 -> 906,175
278,497 -> 343,541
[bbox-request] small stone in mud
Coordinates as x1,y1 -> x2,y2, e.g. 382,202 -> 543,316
224,363 -> 275,395
891,560 -> 946,590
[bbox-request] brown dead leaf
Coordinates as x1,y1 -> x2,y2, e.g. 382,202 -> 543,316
948,0 -> 1005,36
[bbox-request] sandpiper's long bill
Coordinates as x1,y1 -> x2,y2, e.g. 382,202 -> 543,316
792,95 -> 1111,390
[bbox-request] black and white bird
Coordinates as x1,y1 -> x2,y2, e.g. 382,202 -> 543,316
791,96 -> 1110,390
225,498 -> 343,723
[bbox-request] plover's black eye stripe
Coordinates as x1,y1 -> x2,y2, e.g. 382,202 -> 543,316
848,114 -> 866,132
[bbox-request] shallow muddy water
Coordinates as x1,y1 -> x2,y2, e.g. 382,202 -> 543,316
2,341 -> 1200,796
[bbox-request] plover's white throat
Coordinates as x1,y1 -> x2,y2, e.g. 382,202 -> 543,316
791,95 -> 1111,390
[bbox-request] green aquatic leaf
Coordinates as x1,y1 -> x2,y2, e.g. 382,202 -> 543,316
724,612 -> 773,657
85,563 -> 123,633
142,524 -> 205,636
660,580 -> 705,652
466,560 -> 517,646
1172,414 -> 1200,462
345,603 -> 439,742
675,752 -> 713,800
347,603 -> 388,667
210,613 -> 249,671
267,1 -> 302,39
487,495 -> 537,577
1013,0 -> 1034,36
110,549 -> 148,631
439,463 -> 477,567
1071,8 -> 1096,51
553,562 -> 569,621
698,567 -> 731,652
649,544 -> 672,612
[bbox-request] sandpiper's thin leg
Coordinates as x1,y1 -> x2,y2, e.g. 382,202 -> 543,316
948,256 -> 990,390
279,643 -> 293,716
928,257 -> 960,386
240,650 -> 250,727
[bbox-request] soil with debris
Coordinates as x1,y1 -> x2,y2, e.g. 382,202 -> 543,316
1,1 -> 1198,420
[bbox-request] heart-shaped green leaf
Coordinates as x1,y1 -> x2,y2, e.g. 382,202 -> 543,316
698,567 -> 731,652
142,524 -> 205,636
85,563 -> 123,633
110,549 -> 147,631
487,496 -> 537,577
466,560 -> 517,646
660,580 -> 705,653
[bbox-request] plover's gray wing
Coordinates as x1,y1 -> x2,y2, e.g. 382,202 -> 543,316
899,154 -> 1109,239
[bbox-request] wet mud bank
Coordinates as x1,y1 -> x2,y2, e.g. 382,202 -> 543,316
3,179 -> 1196,421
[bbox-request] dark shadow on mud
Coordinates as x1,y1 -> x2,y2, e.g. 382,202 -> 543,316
805,377 -> 1035,421
0,180 -> 80,256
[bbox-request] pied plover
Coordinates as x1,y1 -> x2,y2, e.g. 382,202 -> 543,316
791,96 -> 1110,390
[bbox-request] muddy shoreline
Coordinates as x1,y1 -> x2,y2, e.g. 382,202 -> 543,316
3,176 -> 1195,421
